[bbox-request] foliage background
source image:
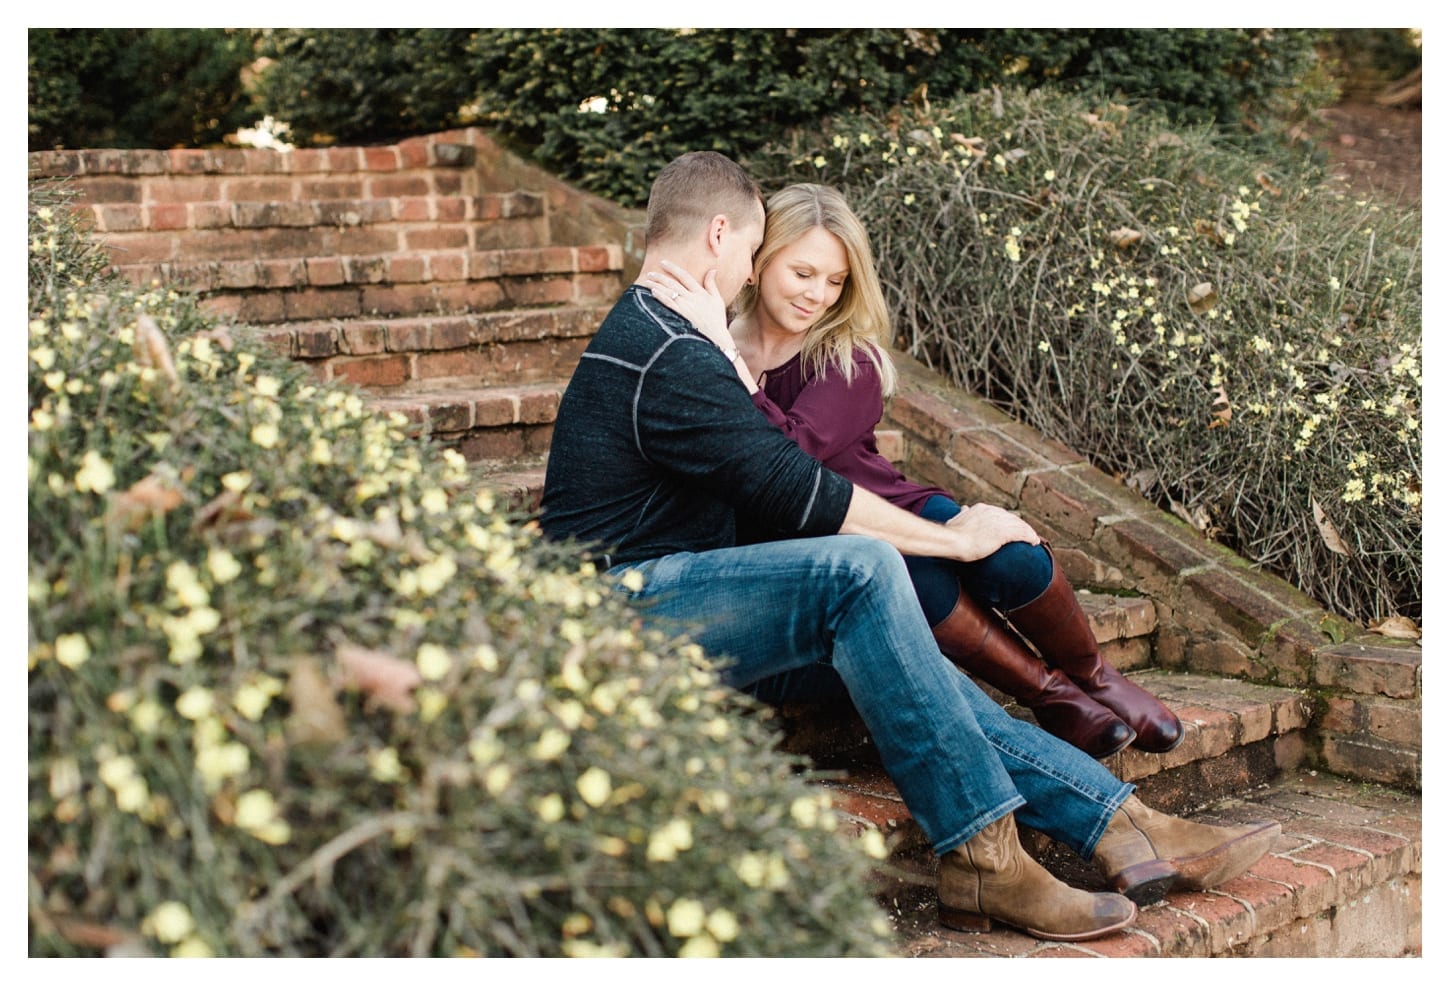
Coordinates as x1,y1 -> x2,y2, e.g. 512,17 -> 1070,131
748,87 -> 1421,624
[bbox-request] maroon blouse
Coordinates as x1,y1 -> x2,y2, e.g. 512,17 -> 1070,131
750,348 -> 949,516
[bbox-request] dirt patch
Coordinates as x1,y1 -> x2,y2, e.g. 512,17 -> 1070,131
1315,99 -> 1421,205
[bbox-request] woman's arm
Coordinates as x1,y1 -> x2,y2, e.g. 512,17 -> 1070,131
841,485 -> 1040,562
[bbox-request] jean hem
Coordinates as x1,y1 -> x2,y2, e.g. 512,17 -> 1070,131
930,794 -> 1027,857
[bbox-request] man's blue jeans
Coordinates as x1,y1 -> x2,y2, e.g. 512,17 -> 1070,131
613,535 -> 1132,858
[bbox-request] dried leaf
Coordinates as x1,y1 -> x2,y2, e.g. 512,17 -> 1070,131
134,314 -> 179,388
192,490 -> 254,532
195,324 -> 235,352
1311,498 -> 1354,557
1149,132 -> 1187,149
1368,615 -> 1420,640
1108,227 -> 1143,249
286,657 -> 349,746
1170,499 -> 1213,533
949,133 -> 987,157
1255,172 -> 1283,197
106,473 -> 184,532
1193,219 -> 1226,245
337,643 -> 421,714
1208,384 -> 1232,429
1187,282 -> 1218,314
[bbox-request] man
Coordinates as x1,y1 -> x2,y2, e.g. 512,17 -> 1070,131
540,151 -> 1280,941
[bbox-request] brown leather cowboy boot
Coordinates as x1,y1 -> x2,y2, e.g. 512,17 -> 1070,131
1006,550 -> 1184,752
939,812 -> 1137,940
933,587 -> 1134,758
1092,795 -> 1283,904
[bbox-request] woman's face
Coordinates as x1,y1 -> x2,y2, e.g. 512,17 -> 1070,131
754,225 -> 849,337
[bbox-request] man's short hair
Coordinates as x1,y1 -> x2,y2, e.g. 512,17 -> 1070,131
644,151 -> 763,247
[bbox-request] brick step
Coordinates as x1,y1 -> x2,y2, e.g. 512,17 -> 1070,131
111,242 -> 621,294
863,768 -> 1420,957
83,189 -> 547,242
815,671 -> 1314,841
249,306 -> 610,391
367,381 -> 567,467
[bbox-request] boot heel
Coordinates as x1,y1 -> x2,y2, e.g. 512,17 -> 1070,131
1110,859 -> 1178,904
937,902 -> 992,934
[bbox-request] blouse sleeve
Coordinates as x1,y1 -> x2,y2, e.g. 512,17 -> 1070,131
752,350 -> 885,463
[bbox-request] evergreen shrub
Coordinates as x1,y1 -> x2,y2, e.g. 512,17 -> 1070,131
752,87 -> 1421,626
28,28 -> 260,151
27,183 -> 896,957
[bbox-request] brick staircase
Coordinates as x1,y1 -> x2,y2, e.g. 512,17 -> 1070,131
32,130 -> 1421,958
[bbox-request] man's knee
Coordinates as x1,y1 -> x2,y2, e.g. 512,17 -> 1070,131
820,534 -> 912,587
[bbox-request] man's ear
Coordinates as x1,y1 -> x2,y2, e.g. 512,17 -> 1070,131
705,214 -> 729,257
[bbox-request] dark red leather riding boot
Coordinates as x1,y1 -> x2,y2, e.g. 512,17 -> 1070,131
932,587 -> 1134,759
1006,553 -> 1184,753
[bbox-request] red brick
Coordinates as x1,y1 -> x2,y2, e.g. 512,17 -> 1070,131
405,227 -> 469,251
398,139 -> 431,170
215,260 -> 259,289
335,228 -> 401,256
395,197 -> 432,222
504,277 -> 576,308
1313,640 -> 1420,698
338,324 -> 388,356
1286,842 -> 1375,901
289,325 -> 337,358
284,288 -> 361,321
947,428 -> 1042,497
234,293 -> 286,324
145,202 -> 189,230
306,257 -> 346,287
191,203 -> 231,229
1176,568 -> 1298,642
326,147 -> 364,172
100,231 -> 176,264
435,198 -> 466,222
433,173 -> 464,195
332,355 -> 411,388
344,256 -> 389,284
287,149 -> 331,173
1019,471 -> 1117,540
145,176 -> 222,203
363,146 -> 400,171
94,204 -> 145,232
227,178 -> 295,202
258,258 -> 306,288
368,175 -> 429,197
299,178 -> 364,199
429,253 -> 467,282
74,177 -> 142,204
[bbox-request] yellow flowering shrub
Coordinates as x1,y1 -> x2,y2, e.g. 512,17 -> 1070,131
27,185 -> 894,957
754,86 -> 1421,626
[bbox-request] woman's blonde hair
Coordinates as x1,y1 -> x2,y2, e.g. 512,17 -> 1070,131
735,183 -> 897,397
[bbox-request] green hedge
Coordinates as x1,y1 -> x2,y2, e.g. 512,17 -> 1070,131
28,28 -> 260,151
750,87 -> 1421,626
250,27 -> 1331,206
27,183 -> 897,957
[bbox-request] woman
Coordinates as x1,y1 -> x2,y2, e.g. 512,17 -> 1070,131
646,182 -> 1182,758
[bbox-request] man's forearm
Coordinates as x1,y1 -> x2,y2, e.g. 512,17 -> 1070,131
838,485 -> 1038,563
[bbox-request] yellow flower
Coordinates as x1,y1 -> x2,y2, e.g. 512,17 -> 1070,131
859,828 -> 890,859
195,742 -> 250,789
534,728 -> 571,760
235,788 -> 280,829
221,470 -> 252,492
678,935 -> 719,958
172,936 -> 214,958
484,764 -> 512,795
250,422 -> 279,449
666,898 -> 706,938
368,747 -> 405,782
144,902 -> 195,944
175,687 -> 214,720
54,633 -> 90,669
789,795 -> 820,828
416,642 -> 452,681
206,548 -> 242,584
254,374 -> 281,397
74,450 -> 115,494
577,767 -> 612,807
473,643 -> 499,672
534,792 -> 566,823
706,908 -> 740,942
647,818 -> 693,861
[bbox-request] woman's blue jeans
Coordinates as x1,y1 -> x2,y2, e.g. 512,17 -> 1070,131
612,535 -> 1131,858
